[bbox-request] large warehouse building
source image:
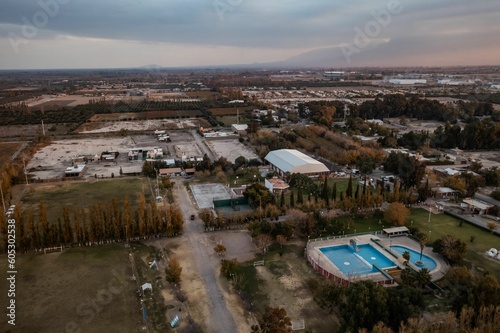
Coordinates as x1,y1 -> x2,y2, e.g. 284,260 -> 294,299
265,149 -> 330,177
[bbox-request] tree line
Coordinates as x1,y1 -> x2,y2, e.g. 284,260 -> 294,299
0,194 -> 183,253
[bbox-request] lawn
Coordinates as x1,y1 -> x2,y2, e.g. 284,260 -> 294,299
0,244 -> 141,333
408,208 -> 500,280
20,177 -> 151,223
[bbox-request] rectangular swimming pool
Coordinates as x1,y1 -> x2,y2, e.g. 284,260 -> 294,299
320,244 -> 397,276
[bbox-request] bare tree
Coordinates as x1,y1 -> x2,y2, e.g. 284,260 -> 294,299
255,234 -> 273,254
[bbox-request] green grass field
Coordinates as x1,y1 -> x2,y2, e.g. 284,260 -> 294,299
409,208 -> 500,280
0,244 -> 141,333
20,177 -> 152,223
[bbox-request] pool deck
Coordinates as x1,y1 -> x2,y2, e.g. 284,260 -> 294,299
306,233 -> 449,284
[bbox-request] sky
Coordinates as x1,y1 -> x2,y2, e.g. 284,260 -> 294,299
0,0 -> 499,69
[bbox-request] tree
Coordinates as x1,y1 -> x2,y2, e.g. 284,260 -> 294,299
244,183 -> 274,209
255,234 -> 273,254
415,268 -> 431,288
340,280 -> 389,333
321,176 -> 329,202
356,155 -> 376,174
402,251 -> 410,264
383,202 -> 409,226
38,201 -> 49,247
276,234 -> 287,248
416,232 -> 429,261
401,267 -> 417,286
251,306 -> 292,333
214,244 -> 226,256
332,182 -> 337,202
433,234 -> 467,265
220,258 -> 238,279
487,221 -> 497,233
386,286 -> 424,330
346,175 -> 353,198
165,257 -> 182,285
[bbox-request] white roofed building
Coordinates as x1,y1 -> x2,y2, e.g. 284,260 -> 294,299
265,149 -> 329,177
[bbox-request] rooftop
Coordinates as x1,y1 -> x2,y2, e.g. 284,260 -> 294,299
265,149 -> 329,174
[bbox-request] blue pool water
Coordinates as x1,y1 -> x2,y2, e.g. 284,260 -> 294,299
390,245 -> 437,271
320,244 -> 397,276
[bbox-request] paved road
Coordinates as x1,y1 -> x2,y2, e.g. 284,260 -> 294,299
442,204 -> 500,236
190,130 -> 216,161
474,193 -> 500,207
174,179 -> 237,333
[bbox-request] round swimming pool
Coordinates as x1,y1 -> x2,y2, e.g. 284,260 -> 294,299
390,245 -> 437,271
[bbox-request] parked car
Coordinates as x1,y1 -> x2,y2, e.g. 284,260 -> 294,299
190,214 -> 195,220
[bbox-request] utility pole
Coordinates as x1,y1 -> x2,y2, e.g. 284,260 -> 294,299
23,157 -> 29,185
0,179 -> 6,212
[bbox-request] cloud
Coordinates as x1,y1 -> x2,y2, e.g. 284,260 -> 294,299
0,0 -> 498,68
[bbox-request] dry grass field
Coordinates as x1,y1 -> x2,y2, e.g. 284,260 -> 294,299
0,244 -> 142,333
0,142 -> 23,166
17,178 -> 151,223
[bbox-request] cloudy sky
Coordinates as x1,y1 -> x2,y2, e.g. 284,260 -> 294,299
0,0 -> 499,69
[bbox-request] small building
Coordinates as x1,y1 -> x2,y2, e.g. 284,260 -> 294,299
146,148 -> 163,159
383,226 -> 410,237
432,187 -> 460,199
389,79 -> 427,85
65,164 -> 86,177
435,167 -> 461,177
462,199 -> 493,215
366,119 -> 384,126
162,159 -> 176,166
159,168 -> 182,177
101,150 -> 119,162
232,124 -> 248,134
184,168 -> 195,175
128,148 -> 144,160
265,177 -> 289,193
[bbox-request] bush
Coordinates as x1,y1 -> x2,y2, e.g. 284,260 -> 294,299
491,191 -> 500,201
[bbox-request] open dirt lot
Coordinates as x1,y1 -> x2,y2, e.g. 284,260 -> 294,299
76,119 -> 201,133
24,94 -> 140,108
26,133 -> 197,180
0,245 -> 142,333
205,139 -> 259,163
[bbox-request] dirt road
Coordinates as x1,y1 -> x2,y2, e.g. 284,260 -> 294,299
173,179 -> 239,333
